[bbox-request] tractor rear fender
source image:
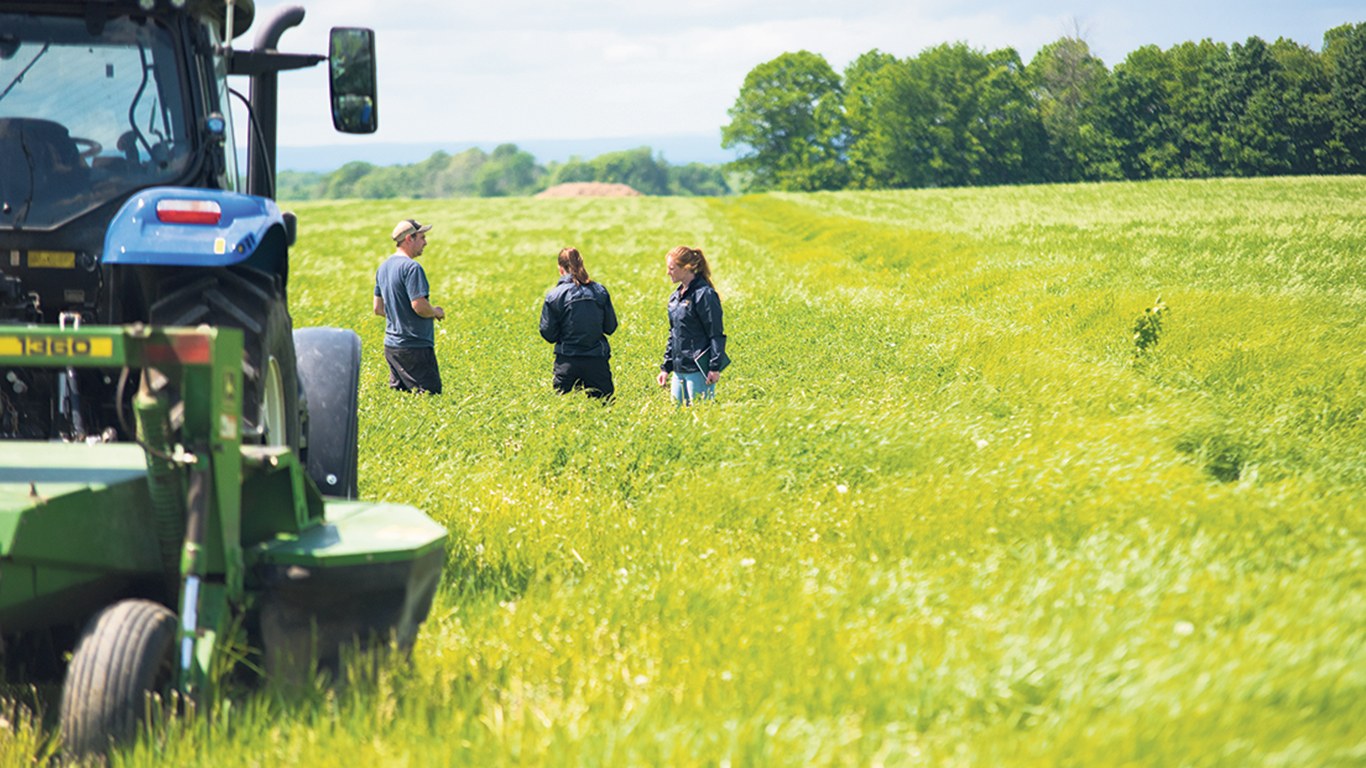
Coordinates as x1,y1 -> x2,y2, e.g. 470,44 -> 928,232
101,187 -> 288,272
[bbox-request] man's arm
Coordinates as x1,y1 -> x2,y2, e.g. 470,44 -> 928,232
411,296 -> 445,320
373,295 -> 385,316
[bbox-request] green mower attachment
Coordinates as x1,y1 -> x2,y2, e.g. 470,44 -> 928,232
0,324 -> 446,753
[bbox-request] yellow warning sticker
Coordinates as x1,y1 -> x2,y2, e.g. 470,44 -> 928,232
0,335 -> 114,359
28,251 -> 76,268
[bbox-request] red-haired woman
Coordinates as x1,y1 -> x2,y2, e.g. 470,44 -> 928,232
655,245 -> 729,404
540,247 -> 618,399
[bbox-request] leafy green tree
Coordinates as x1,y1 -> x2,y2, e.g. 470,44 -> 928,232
275,170 -> 325,201
591,146 -> 670,194
839,44 -> 1047,189
548,148 -> 730,196
1324,22 -> 1366,170
1028,37 -> 1120,181
669,162 -> 731,196
842,49 -> 901,188
1173,36 -> 1332,177
1265,37 -> 1335,175
721,50 -> 849,191
1105,44 -> 1180,179
974,46 -> 1051,185
1105,40 -> 1228,178
1167,39 -> 1234,177
321,160 -> 377,198
1208,36 -> 1297,176
549,155 -> 595,185
549,147 -> 670,194
427,147 -> 490,198
891,43 -> 1046,187
350,169 -> 400,198
1106,35 -> 1337,180
476,144 -> 545,197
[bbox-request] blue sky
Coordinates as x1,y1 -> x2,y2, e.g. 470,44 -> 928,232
234,0 -> 1362,165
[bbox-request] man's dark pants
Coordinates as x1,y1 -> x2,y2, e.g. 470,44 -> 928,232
552,355 -> 613,400
384,346 -> 442,394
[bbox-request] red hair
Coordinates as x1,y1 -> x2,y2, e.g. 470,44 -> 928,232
666,245 -> 712,284
558,247 -> 592,285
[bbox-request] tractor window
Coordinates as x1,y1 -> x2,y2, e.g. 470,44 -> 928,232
0,13 -> 191,230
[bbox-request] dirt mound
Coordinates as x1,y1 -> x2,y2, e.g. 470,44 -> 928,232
535,182 -> 643,198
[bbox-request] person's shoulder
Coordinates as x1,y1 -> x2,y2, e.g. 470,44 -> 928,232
691,283 -> 722,312
546,280 -> 571,300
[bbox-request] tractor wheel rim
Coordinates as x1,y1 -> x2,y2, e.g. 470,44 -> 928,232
262,356 -> 286,446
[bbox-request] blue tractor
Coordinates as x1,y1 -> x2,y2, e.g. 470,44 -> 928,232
0,0 -> 375,475
0,0 -> 446,755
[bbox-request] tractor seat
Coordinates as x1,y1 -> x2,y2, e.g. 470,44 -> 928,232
0,117 -> 90,209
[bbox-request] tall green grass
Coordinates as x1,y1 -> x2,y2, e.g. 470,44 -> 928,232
6,177 -> 1364,766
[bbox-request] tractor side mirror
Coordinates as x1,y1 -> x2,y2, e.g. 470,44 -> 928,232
328,27 -> 377,134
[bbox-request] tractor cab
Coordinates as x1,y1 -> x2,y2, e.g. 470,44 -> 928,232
0,7 -> 220,232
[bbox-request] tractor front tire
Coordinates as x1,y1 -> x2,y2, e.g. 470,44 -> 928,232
294,327 -> 362,498
60,599 -> 178,757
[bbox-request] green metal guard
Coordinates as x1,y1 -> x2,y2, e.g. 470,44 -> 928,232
0,324 -> 244,696
0,323 -> 445,737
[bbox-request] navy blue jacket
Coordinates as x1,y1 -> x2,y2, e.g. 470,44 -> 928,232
661,275 -> 729,374
540,276 -> 618,358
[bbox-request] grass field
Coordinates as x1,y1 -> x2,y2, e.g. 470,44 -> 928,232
5,177 -> 1365,766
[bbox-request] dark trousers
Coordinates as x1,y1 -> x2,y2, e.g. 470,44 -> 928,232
552,355 -> 614,399
384,346 -> 442,394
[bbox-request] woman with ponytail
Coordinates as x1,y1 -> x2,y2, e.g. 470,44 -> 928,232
656,245 -> 729,404
540,247 -> 618,399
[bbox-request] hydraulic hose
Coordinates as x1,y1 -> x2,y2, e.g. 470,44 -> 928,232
133,374 -> 186,586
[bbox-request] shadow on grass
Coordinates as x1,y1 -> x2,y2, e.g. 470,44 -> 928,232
440,531 -> 557,605
1175,430 -> 1248,483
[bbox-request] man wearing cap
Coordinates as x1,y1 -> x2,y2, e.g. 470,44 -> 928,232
373,218 -> 445,394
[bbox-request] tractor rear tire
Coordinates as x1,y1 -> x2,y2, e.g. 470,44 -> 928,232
294,327 -> 362,498
149,267 -> 301,450
59,599 -> 178,757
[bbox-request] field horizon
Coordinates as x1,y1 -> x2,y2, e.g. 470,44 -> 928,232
4,176 -> 1364,766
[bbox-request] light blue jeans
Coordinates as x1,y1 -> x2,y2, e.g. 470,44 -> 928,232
670,371 -> 714,405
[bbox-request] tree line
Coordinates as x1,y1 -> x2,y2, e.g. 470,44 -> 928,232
275,145 -> 733,201
721,21 -> 1366,191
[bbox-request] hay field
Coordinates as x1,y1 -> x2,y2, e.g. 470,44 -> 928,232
7,177 -> 1364,766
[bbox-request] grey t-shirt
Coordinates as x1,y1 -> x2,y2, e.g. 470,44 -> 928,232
374,253 -> 434,348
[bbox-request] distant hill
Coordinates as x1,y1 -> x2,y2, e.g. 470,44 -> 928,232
258,134 -> 739,174
273,144 -> 740,201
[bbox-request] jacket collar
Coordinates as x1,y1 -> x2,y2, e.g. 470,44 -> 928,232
676,274 -> 709,299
